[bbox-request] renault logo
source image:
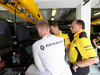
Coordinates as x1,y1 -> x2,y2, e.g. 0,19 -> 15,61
40,45 -> 45,50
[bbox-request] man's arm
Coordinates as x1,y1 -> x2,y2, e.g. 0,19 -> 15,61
73,37 -> 99,72
65,45 -> 70,49
33,54 -> 46,72
32,44 -> 46,72
73,57 -> 99,72
92,39 -> 99,48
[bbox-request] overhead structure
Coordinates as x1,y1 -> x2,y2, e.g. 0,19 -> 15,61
0,0 -> 43,24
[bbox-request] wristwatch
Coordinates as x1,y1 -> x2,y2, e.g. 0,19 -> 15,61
75,62 -> 79,68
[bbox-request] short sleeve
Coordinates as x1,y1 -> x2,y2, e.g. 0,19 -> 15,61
64,34 -> 70,45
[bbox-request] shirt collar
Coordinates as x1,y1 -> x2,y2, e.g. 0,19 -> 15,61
43,34 -> 51,39
74,30 -> 85,38
55,30 -> 62,36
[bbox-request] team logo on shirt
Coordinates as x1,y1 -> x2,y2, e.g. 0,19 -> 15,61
45,40 -> 63,47
40,40 -> 63,50
40,45 -> 45,50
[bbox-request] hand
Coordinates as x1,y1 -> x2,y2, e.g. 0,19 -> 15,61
96,45 -> 99,49
73,64 -> 78,72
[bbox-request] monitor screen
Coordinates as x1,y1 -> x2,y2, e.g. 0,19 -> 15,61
0,20 -> 12,49
16,25 -> 31,42
30,27 -> 40,40
24,45 -> 32,56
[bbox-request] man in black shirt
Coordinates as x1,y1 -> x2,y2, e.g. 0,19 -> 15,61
90,32 -> 100,70
90,32 -> 100,53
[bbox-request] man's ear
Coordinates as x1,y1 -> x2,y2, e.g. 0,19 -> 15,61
79,25 -> 82,29
37,28 -> 41,33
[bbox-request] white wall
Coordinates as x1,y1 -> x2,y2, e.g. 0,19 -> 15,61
76,1 -> 91,37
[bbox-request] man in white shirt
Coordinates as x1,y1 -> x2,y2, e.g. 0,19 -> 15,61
32,19 -> 72,75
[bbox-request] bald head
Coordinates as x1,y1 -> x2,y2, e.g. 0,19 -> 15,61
70,20 -> 85,34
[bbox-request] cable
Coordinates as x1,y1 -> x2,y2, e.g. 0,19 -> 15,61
14,2 -> 20,38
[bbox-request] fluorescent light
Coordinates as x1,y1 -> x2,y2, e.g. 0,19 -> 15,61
51,18 -> 54,20
52,10 -> 56,16
94,12 -> 100,16
53,8 -> 56,10
6,19 -> 12,22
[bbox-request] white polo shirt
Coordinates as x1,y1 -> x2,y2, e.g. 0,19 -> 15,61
32,35 -> 72,75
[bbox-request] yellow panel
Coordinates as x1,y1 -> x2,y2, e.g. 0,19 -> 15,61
17,0 -> 43,20
91,19 -> 100,25
0,0 -> 43,24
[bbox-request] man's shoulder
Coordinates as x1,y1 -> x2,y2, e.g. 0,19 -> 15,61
51,34 -> 64,40
79,32 -> 87,38
32,39 -> 42,47
59,31 -> 68,37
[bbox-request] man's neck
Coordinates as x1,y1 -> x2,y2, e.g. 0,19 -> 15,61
75,29 -> 83,34
42,33 -> 51,38
56,30 -> 60,35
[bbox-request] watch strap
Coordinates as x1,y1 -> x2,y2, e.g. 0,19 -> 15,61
75,62 -> 79,68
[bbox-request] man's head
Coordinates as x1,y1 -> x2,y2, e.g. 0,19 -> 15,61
70,20 -> 85,34
36,19 -> 50,38
50,22 -> 60,35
